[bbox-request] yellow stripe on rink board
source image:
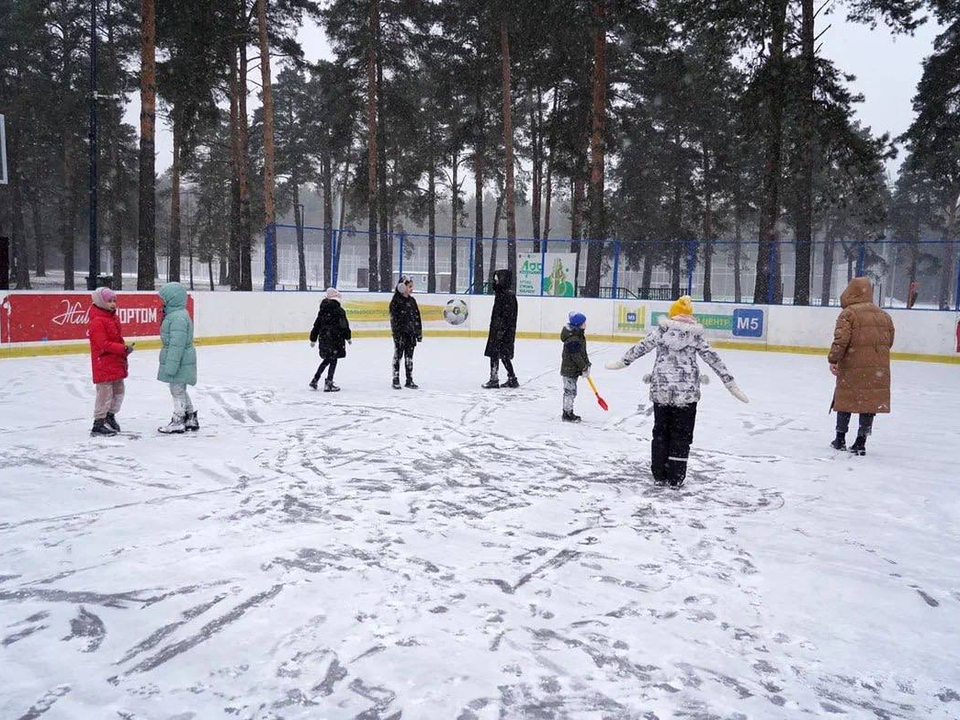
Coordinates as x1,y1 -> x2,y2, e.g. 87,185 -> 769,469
1,330 -> 958,365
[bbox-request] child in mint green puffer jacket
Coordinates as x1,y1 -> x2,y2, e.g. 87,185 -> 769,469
157,282 -> 198,434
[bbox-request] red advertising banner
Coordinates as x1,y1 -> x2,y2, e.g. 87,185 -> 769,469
0,293 -> 194,344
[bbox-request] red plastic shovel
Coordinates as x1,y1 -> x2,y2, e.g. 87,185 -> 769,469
586,376 -> 609,411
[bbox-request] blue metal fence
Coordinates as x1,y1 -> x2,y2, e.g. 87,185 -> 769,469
262,224 -> 960,311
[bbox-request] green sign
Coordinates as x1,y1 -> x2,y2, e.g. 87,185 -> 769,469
651,312 -> 732,332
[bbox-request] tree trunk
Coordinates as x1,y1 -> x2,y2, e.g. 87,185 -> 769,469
794,0 -> 815,305
529,86 -> 541,254
65,142 -> 80,290
366,0 -> 379,291
257,0 -> 276,289
209,258 -> 215,290
571,174 -> 585,294
169,119 -> 182,283
377,49 -> 390,292
488,190 -> 503,285
939,201 -> 957,310
671,170 -> 682,297
501,20 -> 517,286
107,0 -> 123,288
427,131 -> 436,293
293,177 -> 306,290
229,51 -> 241,289
137,0 -> 157,290
701,142 -> 712,301
322,152 -> 334,289
543,87 -> 558,241
109,134 -> 123,288
30,198 -> 46,278
473,80 -> 485,293
753,0 -> 788,305
450,145 -> 459,293
585,0 -> 608,298
338,151 -> 350,233
474,148 -> 484,293
237,38 -> 253,290
734,189 -> 743,303
641,246 -> 653,298
10,156 -> 30,289
821,236 -> 835,306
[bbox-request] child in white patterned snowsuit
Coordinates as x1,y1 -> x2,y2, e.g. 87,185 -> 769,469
606,296 -> 749,486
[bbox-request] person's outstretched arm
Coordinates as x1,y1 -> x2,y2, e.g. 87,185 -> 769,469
697,335 -> 748,403
606,328 -> 660,369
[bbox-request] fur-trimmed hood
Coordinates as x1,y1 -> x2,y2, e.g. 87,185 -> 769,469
657,315 -> 705,350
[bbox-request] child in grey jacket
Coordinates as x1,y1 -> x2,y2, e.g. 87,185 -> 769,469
606,296 -> 748,486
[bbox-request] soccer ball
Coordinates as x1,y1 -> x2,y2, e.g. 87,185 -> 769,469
443,298 -> 469,326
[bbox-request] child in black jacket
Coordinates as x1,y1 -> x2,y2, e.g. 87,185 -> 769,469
389,275 -> 423,389
309,287 -> 352,392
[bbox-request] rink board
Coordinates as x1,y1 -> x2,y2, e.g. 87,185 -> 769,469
1,290 -> 958,363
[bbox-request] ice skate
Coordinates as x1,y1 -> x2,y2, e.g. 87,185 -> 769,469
324,381 -> 340,393
309,379 -> 319,390
562,411 -> 581,423
184,411 -> 200,432
158,414 -> 186,434
405,377 -> 419,390
501,376 -> 520,388
481,378 -> 500,389
392,375 -> 402,390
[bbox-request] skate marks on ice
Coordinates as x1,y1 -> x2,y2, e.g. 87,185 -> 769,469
2,352 -> 959,717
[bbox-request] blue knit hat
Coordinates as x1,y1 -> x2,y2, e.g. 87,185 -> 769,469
568,312 -> 586,328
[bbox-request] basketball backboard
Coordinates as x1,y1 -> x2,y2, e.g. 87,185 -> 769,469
0,114 -> 7,185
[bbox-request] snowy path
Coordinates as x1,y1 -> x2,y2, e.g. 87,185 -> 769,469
0,338 -> 958,719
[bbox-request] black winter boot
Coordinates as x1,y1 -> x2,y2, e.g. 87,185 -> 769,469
185,411 -> 200,432
105,412 -> 121,432
309,379 -> 319,390
324,380 -> 340,393
405,377 -> 419,389
502,376 -> 520,389
830,433 -> 847,451
481,378 -> 500,389
849,436 -> 867,456
562,411 -> 581,423
392,375 -> 402,390
91,418 -> 117,436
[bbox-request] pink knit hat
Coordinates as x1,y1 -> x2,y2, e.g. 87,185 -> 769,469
325,287 -> 341,300
92,287 -> 117,309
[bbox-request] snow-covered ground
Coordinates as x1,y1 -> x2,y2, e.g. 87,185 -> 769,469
1,337 -> 958,719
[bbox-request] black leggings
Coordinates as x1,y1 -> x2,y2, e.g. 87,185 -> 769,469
652,403 -> 698,485
490,357 -> 515,379
393,336 -> 416,379
312,358 -> 338,383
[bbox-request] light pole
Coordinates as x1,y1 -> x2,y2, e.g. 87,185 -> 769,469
87,0 -> 99,290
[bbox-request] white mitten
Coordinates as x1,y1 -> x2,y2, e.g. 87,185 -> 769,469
725,380 -> 749,403
605,359 -> 627,370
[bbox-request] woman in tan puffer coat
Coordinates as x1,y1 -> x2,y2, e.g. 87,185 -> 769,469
828,277 -> 894,455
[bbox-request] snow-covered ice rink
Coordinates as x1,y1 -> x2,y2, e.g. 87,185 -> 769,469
1,337 -> 959,719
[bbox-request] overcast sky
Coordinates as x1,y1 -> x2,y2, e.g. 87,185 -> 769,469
138,12 -> 941,178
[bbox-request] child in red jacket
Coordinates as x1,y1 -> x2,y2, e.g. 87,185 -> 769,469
88,287 -> 134,436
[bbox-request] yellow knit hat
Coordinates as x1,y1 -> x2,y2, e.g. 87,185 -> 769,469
669,295 -> 694,318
